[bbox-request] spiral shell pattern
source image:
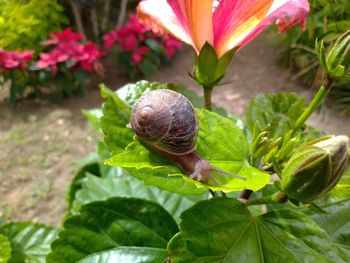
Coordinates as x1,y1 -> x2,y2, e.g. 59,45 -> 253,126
130,89 -> 198,155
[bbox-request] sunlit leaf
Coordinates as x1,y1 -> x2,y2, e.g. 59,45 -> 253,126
47,197 -> 178,263
168,198 -> 349,262
71,173 -> 205,222
0,222 -> 58,263
81,109 -> 103,132
77,247 -> 168,263
0,234 -> 11,263
246,92 -> 323,140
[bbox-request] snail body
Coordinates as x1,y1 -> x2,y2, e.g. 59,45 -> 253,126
130,89 -> 244,182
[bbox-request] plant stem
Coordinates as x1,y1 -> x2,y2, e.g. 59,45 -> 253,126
209,190 -> 217,197
245,192 -> 288,206
240,189 -> 253,200
117,0 -> 128,28
293,85 -> 329,131
90,7 -> 100,41
203,86 -> 213,111
101,0 -> 111,32
69,0 -> 86,38
203,85 -> 218,197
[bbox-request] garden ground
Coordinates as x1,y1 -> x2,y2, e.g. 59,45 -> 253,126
1,34 -> 349,226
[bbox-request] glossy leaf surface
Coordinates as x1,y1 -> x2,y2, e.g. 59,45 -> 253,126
71,172 -> 205,222
47,197 -> 178,263
77,247 -> 168,263
0,222 -> 58,263
168,198 -> 349,262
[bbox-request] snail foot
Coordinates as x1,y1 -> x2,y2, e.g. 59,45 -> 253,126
189,160 -> 246,182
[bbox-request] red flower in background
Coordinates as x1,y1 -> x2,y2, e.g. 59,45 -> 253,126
132,46 -> 150,65
103,31 -> 117,50
163,36 -> 183,59
43,28 -> 84,46
79,42 -> 105,74
0,49 -> 34,71
36,28 -> 104,75
102,13 -> 182,68
103,15 -> 148,52
36,50 -> 69,75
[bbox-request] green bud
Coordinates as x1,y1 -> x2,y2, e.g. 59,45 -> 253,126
316,30 -> 350,80
192,42 -> 235,87
281,135 -> 349,203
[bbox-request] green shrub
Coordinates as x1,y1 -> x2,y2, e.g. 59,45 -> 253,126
0,0 -> 68,50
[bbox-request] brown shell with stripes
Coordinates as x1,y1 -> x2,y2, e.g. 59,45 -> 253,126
130,89 -> 198,155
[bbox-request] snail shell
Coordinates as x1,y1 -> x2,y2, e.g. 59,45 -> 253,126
130,89 -> 198,155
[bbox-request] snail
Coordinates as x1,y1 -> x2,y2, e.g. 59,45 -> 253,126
129,89 -> 245,182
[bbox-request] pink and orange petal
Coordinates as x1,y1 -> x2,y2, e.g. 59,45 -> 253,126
137,0 -> 309,58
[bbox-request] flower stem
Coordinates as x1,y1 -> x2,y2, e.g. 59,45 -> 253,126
293,85 -> 329,131
203,86 -> 213,111
245,192 -> 288,206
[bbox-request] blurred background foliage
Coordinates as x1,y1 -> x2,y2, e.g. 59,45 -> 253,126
279,0 -> 350,114
0,0 -> 68,51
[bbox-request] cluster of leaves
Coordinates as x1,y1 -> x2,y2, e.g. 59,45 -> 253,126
278,0 -> 350,113
0,28 -> 104,104
102,14 -> 182,80
0,0 -> 68,50
1,81 -> 349,262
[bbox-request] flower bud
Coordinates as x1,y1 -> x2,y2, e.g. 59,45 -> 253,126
193,43 -> 235,87
281,135 -> 349,203
316,30 -> 350,80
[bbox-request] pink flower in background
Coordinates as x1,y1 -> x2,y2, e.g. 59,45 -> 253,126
0,49 -> 34,70
163,36 -> 182,58
36,28 -> 104,75
79,42 -> 105,74
102,13 -> 182,71
36,50 -> 69,75
119,34 -> 138,51
43,28 -> 84,46
132,46 -> 150,64
103,31 -> 118,50
103,15 -> 149,52
127,14 -> 149,35
137,0 -> 309,57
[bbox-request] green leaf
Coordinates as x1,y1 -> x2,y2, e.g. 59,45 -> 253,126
47,197 -> 178,263
100,83 -> 134,155
333,168 -> 350,197
71,173 -> 205,222
306,193 -> 350,260
82,109 -> 103,132
246,92 -> 307,137
0,234 -> 11,263
66,162 -> 101,211
0,222 -> 58,263
77,247 -> 168,263
331,64 -> 346,78
311,197 -> 350,246
106,108 -> 269,193
168,198 -> 348,262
